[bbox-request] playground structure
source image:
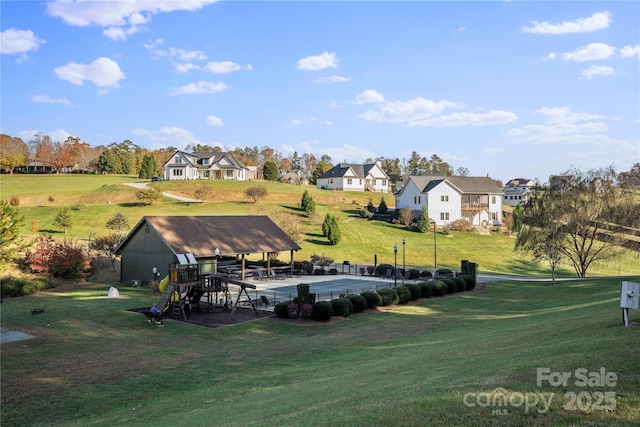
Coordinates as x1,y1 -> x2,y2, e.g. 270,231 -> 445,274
157,253 -> 260,320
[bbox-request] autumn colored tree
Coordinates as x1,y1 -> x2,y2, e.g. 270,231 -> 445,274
0,134 -> 29,173
244,186 -> 268,203
90,233 -> 125,272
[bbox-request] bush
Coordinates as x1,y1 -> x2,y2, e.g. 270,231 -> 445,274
418,281 -> 434,298
331,298 -> 353,317
377,287 -> 399,306
0,275 -> 52,298
405,283 -> 421,300
301,303 -> 314,320
407,269 -> 421,280
361,290 -> 382,309
442,278 -> 457,294
287,301 -> 299,318
431,280 -> 447,297
452,277 -> 467,292
274,301 -> 289,318
9,195 -> 20,206
311,301 -> 333,321
459,274 -> 476,290
449,218 -> 474,232
420,270 -> 433,279
396,286 -> 411,304
346,294 -> 367,313
375,263 -> 394,277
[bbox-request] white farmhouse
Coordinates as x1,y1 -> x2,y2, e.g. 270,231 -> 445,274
316,162 -> 390,193
395,176 -> 503,226
503,178 -> 535,207
163,150 -> 250,181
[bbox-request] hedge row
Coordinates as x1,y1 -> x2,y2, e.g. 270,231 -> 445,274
275,274 -> 477,322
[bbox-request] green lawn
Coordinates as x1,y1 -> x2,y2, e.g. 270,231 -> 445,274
1,277 -> 639,426
2,174 -> 637,277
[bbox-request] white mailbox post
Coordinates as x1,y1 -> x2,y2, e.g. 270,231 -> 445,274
620,281 -> 639,327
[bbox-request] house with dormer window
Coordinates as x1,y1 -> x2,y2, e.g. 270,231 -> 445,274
316,162 -> 390,193
503,178 -> 535,207
163,150 -> 249,181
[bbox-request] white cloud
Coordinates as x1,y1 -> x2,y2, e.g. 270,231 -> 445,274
548,43 -> 616,62
457,26 -> 466,32
0,28 -> 45,54
358,96 -> 460,124
620,45 -> 640,59
18,129 -> 72,143
206,115 -> 224,126
508,106 -> 612,145
581,65 -> 614,79
314,74 -> 350,84
54,57 -> 125,88
296,52 -> 338,71
534,107 -> 605,124
131,126 -> 204,149
522,11 -> 611,34
203,61 -> 253,74
169,81 -> 230,95
175,63 -> 200,74
46,0 -> 218,40
408,110 -> 518,127
31,95 -> 71,105
353,89 -> 385,105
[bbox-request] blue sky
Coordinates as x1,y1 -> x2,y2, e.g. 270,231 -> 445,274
1,1 -> 638,183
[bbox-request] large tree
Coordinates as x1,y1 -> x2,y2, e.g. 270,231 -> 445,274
0,134 -> 29,173
516,166 -> 639,277
0,200 -> 32,265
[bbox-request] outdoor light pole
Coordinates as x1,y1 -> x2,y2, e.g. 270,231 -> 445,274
402,237 -> 406,281
214,247 -> 220,274
393,243 -> 398,287
431,221 -> 437,271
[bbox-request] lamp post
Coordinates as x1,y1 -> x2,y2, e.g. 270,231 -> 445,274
214,247 -> 220,274
431,221 -> 437,271
402,237 -> 406,282
393,243 -> 398,287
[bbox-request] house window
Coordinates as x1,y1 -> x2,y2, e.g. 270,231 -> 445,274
414,196 -> 417,204
510,196 -> 513,200
382,180 -> 387,186
372,179 -> 377,186
491,196 -> 496,204
504,195 -> 508,199
202,158 -> 209,165
226,170 -> 234,178
440,212 -> 450,221
204,171 -> 210,178
418,196 -> 421,204
172,169 -> 183,176
347,178 -> 353,185
329,179 -> 333,184
359,179 -> 362,185
441,195 -> 449,202
175,156 -> 182,164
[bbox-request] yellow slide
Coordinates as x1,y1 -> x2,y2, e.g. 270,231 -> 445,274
158,275 -> 169,293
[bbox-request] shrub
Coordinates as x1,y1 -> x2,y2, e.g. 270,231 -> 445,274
331,298 -> 353,317
405,283 -> 421,300
375,263 -> 394,277
366,265 -> 375,275
301,303 -> 314,320
449,218 -> 473,232
361,290 -> 382,309
274,301 -> 289,318
378,197 -> 388,214
442,278 -> 457,294
377,287 -> 399,306
420,270 -> 433,279
287,301 -> 299,318
431,280 -> 447,296
396,286 -> 411,304
311,301 -> 333,321
346,294 -> 367,313
9,196 -> 20,206
0,275 -> 52,298
418,281 -> 434,298
459,274 -> 476,290
407,268 -> 421,280
244,186 -> 268,203
453,277 -> 467,292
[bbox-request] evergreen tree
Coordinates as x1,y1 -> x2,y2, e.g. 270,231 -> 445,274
512,203 -> 524,233
138,154 -> 157,179
263,160 -> 279,181
106,212 -> 130,233
378,197 -> 388,214
300,190 -> 315,215
327,214 -> 341,245
416,205 -> 431,233
0,200 -> 32,265
54,207 -> 73,235
366,198 -> 376,213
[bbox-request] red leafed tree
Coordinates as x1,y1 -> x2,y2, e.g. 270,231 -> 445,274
26,234 -> 56,273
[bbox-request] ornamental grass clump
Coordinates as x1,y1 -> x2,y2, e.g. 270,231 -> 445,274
360,290 -> 382,309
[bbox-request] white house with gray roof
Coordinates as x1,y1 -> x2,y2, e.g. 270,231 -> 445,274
316,162 -> 390,193
396,176 -> 503,226
163,150 -> 249,181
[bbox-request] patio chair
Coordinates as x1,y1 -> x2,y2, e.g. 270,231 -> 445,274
270,270 -> 285,280
260,295 -> 271,307
384,269 -> 392,279
403,270 -> 413,282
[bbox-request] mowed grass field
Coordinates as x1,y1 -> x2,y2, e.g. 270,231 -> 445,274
1,277 -> 639,426
2,174 -> 638,277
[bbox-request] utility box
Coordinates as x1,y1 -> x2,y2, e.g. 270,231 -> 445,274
620,281 -> 639,309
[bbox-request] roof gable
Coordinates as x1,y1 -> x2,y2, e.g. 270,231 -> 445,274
116,216 -> 301,257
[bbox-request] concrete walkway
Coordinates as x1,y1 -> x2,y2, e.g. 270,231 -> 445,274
1,327 -> 36,344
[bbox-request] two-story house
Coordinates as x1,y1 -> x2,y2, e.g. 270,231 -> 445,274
503,178 -> 535,207
163,150 -> 249,181
316,162 -> 390,193
395,175 -> 503,226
